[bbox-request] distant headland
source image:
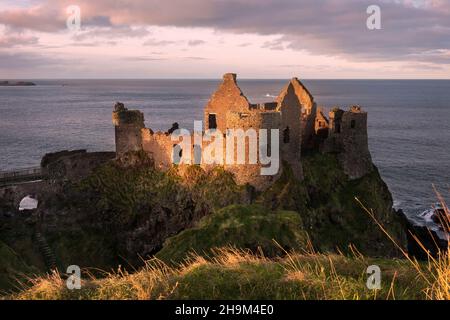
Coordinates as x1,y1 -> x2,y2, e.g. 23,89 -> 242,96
0,81 -> 36,86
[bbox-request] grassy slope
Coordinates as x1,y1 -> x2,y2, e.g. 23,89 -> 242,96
156,204 -> 309,264
0,241 -> 35,293
12,248 -> 428,300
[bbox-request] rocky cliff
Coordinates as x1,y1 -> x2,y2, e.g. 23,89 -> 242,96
0,150 -> 406,292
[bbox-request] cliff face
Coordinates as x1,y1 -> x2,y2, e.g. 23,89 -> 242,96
0,150 -> 406,292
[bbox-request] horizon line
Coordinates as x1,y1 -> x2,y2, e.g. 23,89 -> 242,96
3,78 -> 450,81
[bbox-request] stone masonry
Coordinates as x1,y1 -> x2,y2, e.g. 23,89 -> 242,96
112,74 -> 373,190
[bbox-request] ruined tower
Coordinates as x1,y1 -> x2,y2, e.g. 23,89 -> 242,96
203,73 -> 298,188
324,105 -> 373,179
112,102 -> 145,156
284,78 -> 317,150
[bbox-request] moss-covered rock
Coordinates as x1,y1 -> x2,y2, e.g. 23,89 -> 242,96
301,153 -> 405,256
156,205 -> 309,264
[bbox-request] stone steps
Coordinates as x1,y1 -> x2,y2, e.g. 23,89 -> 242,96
35,232 -> 57,271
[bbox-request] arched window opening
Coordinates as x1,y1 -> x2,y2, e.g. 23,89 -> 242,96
350,120 -> 356,129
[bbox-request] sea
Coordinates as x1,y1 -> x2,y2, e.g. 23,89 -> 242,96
0,79 -> 449,224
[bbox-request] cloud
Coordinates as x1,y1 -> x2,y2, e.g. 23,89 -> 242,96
0,7 -> 57,32
142,38 -> 179,46
261,39 -> 285,51
184,56 -> 209,60
68,40 -> 117,47
0,34 -> 38,47
187,39 -> 205,46
72,26 -> 150,41
122,56 -> 167,61
0,51 -> 62,69
0,0 -> 449,66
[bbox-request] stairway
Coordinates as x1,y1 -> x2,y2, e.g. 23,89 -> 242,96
35,232 -> 57,271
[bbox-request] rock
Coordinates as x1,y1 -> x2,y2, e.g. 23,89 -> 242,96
0,81 -> 36,86
397,209 -> 448,260
432,208 -> 449,232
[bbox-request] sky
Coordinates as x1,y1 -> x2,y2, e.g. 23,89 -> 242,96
1,0 -> 450,79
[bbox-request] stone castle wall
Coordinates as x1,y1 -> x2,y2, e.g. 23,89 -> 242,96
287,78 -> 316,150
224,110 -> 283,188
324,106 -> 372,179
276,80 -> 304,179
204,73 -> 251,132
112,103 -> 145,156
112,74 -> 373,189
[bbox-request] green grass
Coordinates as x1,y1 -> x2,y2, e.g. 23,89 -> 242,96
0,241 -> 36,293
156,204 -> 309,264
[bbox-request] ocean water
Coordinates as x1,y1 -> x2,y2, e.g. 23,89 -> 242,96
0,79 -> 449,223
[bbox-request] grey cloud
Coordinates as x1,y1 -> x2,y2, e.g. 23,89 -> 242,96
1,0 -> 449,65
0,51 -> 63,69
68,41 -> 117,47
143,38 -> 179,46
122,56 -> 167,61
187,40 -> 205,46
261,39 -> 285,51
72,26 -> 150,41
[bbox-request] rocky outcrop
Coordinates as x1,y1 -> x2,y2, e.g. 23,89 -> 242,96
0,148 -> 406,290
397,209 -> 448,260
0,81 -> 36,86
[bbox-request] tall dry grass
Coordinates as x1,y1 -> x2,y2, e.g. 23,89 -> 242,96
356,188 -> 449,300
6,243 -> 425,300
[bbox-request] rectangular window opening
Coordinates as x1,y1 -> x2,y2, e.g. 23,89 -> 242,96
208,113 -> 217,129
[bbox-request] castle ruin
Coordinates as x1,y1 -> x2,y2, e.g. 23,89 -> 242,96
113,73 -> 372,189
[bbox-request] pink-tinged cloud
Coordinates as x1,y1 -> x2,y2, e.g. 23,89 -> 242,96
0,0 -> 449,78
0,0 -> 449,65
0,34 -> 38,47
